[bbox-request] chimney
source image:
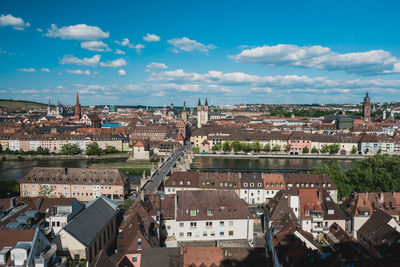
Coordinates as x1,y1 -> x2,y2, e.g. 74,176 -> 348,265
64,168 -> 68,175
365,191 -> 368,198
379,192 -> 384,203
317,190 -> 321,203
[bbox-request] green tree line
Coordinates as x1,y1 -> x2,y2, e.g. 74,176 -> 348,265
310,155 -> 400,199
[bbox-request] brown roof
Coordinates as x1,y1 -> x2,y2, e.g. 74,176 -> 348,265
0,229 -> 36,250
166,172 -> 200,188
176,190 -> 252,221
20,167 -> 128,187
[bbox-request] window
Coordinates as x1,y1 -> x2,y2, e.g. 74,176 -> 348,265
250,183 -> 254,187
132,257 -> 137,262
220,221 -> 224,226
190,210 -> 196,216
203,232 -> 207,237
211,232 -> 215,236
207,209 -> 213,215
229,221 -> 233,226
257,183 -> 262,187
179,232 -> 184,237
172,181 -> 176,185
206,222 -> 212,227
244,183 -> 248,187
190,222 -> 197,227
229,231 -> 234,236
220,231 -> 225,236
179,222 -> 184,227
187,232 -> 192,237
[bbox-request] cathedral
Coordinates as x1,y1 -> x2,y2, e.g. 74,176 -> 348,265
47,100 -> 64,116
75,91 -> 82,120
197,98 -> 209,128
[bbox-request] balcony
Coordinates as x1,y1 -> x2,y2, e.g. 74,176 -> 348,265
311,215 -> 323,223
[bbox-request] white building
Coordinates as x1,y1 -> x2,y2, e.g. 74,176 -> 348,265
164,190 -> 254,247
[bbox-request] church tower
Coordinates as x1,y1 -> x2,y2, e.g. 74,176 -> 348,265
197,98 -> 209,128
363,92 -> 371,123
181,101 -> 188,124
197,98 -> 202,128
74,91 -> 82,120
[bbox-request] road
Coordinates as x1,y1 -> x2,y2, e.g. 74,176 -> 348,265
141,143 -> 190,193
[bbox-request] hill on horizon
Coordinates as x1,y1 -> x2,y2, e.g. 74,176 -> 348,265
0,99 -> 47,109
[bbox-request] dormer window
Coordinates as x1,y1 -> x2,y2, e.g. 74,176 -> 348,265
187,181 -> 191,185
172,180 -> 176,185
257,183 -> 262,187
250,183 -> 254,187
244,183 -> 248,187
180,181 -> 183,185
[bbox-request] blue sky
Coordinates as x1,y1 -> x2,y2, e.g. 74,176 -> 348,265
1,0 -> 400,106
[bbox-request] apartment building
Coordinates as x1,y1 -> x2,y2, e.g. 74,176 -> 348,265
20,167 -> 130,202
164,190 -> 254,247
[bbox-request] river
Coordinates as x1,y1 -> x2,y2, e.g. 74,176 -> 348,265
0,156 -> 357,182
191,156 -> 356,172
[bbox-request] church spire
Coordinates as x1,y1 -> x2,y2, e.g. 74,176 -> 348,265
198,98 -> 201,106
205,97 -> 208,106
183,101 -> 186,110
74,90 -> 82,120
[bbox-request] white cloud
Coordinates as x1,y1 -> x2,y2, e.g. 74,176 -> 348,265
80,41 -> 110,52
252,87 -> 272,93
115,38 -> 144,53
17,68 -> 36,72
134,44 -> 145,53
115,49 -> 126,55
150,68 -> 400,94
115,38 -> 134,48
146,62 -> 167,69
167,37 -> 215,54
67,69 -> 91,75
36,28 -> 43,32
60,54 -> 101,66
41,68 -> 50,72
143,33 -> 160,42
45,24 -> 109,41
56,85 -> 64,89
230,44 -> 400,75
100,58 -> 127,67
0,14 -> 30,30
118,69 -> 126,76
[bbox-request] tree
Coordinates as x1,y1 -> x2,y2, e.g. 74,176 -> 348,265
105,145 -> 118,154
329,144 -> 340,154
351,146 -> 357,155
231,140 -> 242,153
272,144 -> 281,152
38,185 -> 55,198
192,147 -> 200,153
212,143 -> 221,152
242,143 -> 252,153
0,144 -> 2,153
222,141 -> 231,152
311,147 -> 318,154
60,144 -> 81,155
302,147 -> 309,153
264,143 -> 271,152
377,148 -> 382,154
283,144 -> 291,153
86,142 -> 103,156
321,144 -> 329,154
251,141 -> 261,152
36,146 -> 44,154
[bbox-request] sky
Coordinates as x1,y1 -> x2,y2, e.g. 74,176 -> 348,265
1,0 -> 400,106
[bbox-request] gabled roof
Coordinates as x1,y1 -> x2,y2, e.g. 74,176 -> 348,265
63,197 -> 118,247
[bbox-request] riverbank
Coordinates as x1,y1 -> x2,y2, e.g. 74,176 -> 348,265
0,153 -> 130,161
195,153 -> 366,160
